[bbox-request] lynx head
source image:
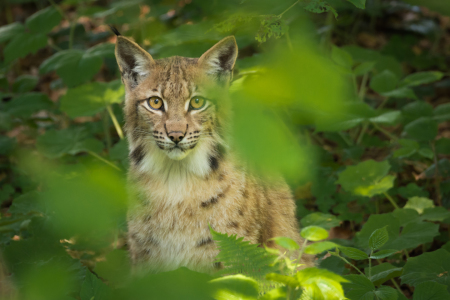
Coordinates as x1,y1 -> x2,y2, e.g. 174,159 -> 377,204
113,30 -> 238,178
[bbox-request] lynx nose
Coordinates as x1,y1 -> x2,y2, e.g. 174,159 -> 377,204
168,131 -> 185,144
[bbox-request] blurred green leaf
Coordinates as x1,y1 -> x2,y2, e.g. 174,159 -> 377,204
12,75 -> 39,93
296,268 -> 348,300
5,92 -> 53,117
332,46 -> 353,69
36,128 -> 86,158
342,275 -> 375,300
60,81 -> 124,118
0,136 -> 17,155
346,0 -> 366,9
270,237 -> 299,251
404,197 -> 434,214
420,207 -> 450,222
353,61 -> 375,76
399,71 -> 444,88
8,191 -> 42,215
94,249 -> 130,286
305,241 -> 338,255
369,226 -> 389,251
433,103 -> 450,123
370,70 -> 398,93
370,111 -> 401,125
336,160 -> 394,197
340,246 -> 369,260
402,101 -> 434,125
436,138 -> 450,154
393,139 -> 419,158
403,117 -> 438,141
301,212 -> 341,230
210,275 -> 259,300
301,226 -> 329,241
0,22 -> 24,43
26,6 -> 62,34
401,249 -> 450,289
381,87 -> 417,100
4,32 -> 47,62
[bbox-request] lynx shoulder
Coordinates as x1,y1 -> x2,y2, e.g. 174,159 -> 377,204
113,30 -> 314,274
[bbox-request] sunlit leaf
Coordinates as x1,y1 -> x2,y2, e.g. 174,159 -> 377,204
404,197 -> 435,214
399,71 -> 444,87
296,268 -> 348,300
340,247 -> 369,260
210,275 -> 259,300
270,237 -> 299,251
305,241 -> 339,255
301,226 -> 329,241
301,212 -> 341,230
369,226 -> 389,251
369,249 -> 398,259
0,22 -> 24,43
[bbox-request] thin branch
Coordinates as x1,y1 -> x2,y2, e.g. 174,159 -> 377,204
87,151 -> 121,171
279,0 -> 301,18
383,192 -> 400,210
106,105 -> 124,139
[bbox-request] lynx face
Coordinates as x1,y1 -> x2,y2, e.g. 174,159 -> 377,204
114,34 -> 238,176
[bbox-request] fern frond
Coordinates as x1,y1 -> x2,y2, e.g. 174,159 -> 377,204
210,227 -> 282,293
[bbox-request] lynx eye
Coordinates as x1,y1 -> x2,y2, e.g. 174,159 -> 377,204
189,96 -> 206,110
147,96 -> 163,110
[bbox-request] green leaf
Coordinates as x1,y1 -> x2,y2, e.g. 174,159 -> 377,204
343,274 -> 375,300
403,117 -> 438,141
436,138 -> 450,154
369,249 -> 398,259
60,81 -> 124,118
0,136 -> 16,155
336,160 -> 394,197
305,241 -> 339,255
340,247 -> 369,260
36,128 -> 87,158
346,0 -> 366,9
332,46 -> 353,69
369,226 -> 389,251
266,273 -> 298,288
353,61 -> 375,76
270,237 -> 299,251
4,32 -> 47,63
401,249 -> 450,289
374,286 -> 398,300
40,47 -> 106,87
296,267 -> 348,300
418,148 -> 434,159
5,93 -> 53,118
12,75 -> 39,93
26,6 -> 61,34
393,139 -> 419,158
404,197 -> 434,214
388,221 -> 439,251
370,111 -> 401,125
69,138 -> 104,155
0,22 -> 24,43
8,191 -> 42,215
433,103 -> 450,122
399,71 -> 444,88
365,263 -> 402,286
421,207 -> 450,222
210,275 -> 259,300
370,70 -> 398,94
381,87 -> 417,100
300,226 -> 329,241
413,281 -> 450,300
80,270 -> 111,300
300,212 -> 341,230
402,101 -> 434,125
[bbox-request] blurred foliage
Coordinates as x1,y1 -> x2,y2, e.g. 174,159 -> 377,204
1,0 -> 450,299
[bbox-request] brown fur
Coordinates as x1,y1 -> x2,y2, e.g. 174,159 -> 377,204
113,34 -> 314,274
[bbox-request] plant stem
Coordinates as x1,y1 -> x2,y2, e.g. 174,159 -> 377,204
431,141 -> 442,206
372,122 -> 397,141
286,31 -> 293,52
279,0 -> 300,17
369,250 -> 373,279
356,122 -> 369,145
358,73 -> 368,100
87,151 -> 121,171
383,192 -> 400,210
297,239 -> 308,263
390,278 -> 403,294
103,110 -> 112,151
69,22 -> 76,49
338,256 -> 366,276
377,97 -> 389,109
338,131 -> 353,146
107,105 -> 124,139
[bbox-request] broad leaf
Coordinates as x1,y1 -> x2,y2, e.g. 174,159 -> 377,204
413,281 -> 450,300
296,268 -> 348,300
340,247 -> 369,260
343,274 -> 375,300
399,71 -> 444,88
393,139 -> 419,158
60,81 -> 124,118
336,160 -> 394,197
365,263 -> 402,286
300,226 -> 329,241
403,117 -> 438,142
332,46 -> 353,69
210,275 -> 259,300
4,32 -> 47,63
26,6 -> 61,35
353,61 -> 375,76
5,93 -> 53,118
404,197 -> 434,214
401,249 -> 450,289
374,286 -> 398,300
369,111 -> 401,125
370,70 -> 398,94
301,212 -> 341,230
270,237 -> 299,251
80,270 -> 111,300
12,75 -> 39,93
305,241 -> 338,255
369,249 -> 398,259
0,22 -> 24,43
346,0 -> 366,9
369,226 -> 389,251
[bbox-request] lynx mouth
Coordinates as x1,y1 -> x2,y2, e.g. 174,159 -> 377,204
165,146 -> 190,160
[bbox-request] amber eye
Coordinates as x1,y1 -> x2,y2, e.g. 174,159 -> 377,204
147,96 -> 163,110
189,96 -> 206,110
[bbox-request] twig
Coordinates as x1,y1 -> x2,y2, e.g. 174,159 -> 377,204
106,105 -> 124,139
87,151 -> 121,171
278,0 -> 301,18
372,122 -> 397,141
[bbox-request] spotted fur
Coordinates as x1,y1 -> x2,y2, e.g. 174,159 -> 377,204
114,35 -> 314,274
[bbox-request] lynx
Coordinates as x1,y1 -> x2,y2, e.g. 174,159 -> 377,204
112,28 -> 314,274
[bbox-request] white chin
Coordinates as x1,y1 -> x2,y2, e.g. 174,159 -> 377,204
166,148 -> 190,160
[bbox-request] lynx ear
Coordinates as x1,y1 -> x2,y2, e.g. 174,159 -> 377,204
198,36 -> 238,81
114,35 -> 155,87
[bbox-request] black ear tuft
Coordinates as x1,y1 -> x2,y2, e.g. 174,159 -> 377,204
109,25 -> 121,36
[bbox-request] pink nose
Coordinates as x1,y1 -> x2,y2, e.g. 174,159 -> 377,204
168,132 -> 185,144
